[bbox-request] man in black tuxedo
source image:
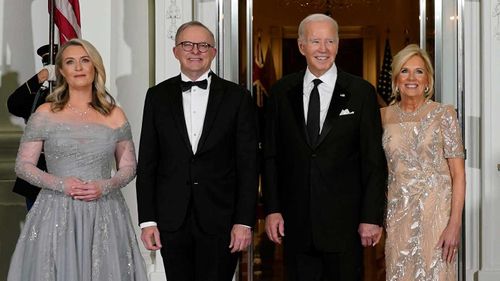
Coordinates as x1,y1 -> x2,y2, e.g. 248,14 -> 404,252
263,14 -> 387,281
8,44 -> 57,210
136,21 -> 258,281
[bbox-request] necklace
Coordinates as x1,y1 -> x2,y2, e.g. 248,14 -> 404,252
396,100 -> 431,142
396,100 -> 431,118
67,103 -> 91,118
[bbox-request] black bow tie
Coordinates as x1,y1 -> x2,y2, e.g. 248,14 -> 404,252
181,79 -> 208,91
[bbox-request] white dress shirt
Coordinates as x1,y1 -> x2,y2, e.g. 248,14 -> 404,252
303,64 -> 338,133
181,71 -> 211,154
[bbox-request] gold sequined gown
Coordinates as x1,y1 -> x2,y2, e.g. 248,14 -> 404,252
7,112 -> 148,281
381,101 -> 464,281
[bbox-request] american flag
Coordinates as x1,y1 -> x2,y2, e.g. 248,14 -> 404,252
49,0 -> 81,45
377,38 -> 393,104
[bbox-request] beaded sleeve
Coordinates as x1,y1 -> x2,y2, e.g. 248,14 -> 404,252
99,122 -> 137,195
441,105 -> 465,159
15,113 -> 65,192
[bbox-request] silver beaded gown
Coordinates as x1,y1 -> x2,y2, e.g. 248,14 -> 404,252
381,101 -> 464,281
7,111 -> 148,281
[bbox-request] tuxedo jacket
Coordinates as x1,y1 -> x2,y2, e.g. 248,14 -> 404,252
136,74 -> 258,236
263,69 -> 387,252
8,74 -> 48,201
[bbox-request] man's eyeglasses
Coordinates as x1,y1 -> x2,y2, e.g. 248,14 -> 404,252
176,41 -> 213,53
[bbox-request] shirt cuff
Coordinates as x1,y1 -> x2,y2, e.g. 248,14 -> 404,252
235,224 -> 252,229
140,221 -> 157,229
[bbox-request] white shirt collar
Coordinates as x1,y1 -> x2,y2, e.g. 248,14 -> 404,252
180,70 -> 211,82
303,64 -> 337,89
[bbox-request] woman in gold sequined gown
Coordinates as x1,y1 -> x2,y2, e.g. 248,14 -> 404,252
380,44 -> 465,281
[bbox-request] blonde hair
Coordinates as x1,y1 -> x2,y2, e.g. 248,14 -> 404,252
46,38 -> 115,115
391,44 -> 435,103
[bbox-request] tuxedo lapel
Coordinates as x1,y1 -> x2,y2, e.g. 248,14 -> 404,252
317,72 -> 350,146
287,79 -> 312,147
197,75 -> 225,153
169,75 -> 193,153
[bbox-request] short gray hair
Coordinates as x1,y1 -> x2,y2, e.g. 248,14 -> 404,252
175,21 -> 215,45
298,14 -> 339,41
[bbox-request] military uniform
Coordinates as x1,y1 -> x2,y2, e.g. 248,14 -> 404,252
7,44 -> 57,207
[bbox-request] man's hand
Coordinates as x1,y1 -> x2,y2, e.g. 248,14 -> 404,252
141,226 -> 162,251
358,223 -> 382,247
229,224 -> 252,253
265,213 -> 285,244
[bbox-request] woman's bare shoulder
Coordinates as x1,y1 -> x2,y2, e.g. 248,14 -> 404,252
35,102 -> 53,113
107,105 -> 128,128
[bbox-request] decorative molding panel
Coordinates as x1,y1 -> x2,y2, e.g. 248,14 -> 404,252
155,0 -> 192,83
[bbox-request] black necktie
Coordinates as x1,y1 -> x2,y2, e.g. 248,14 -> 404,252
180,79 -> 208,92
307,79 -> 322,146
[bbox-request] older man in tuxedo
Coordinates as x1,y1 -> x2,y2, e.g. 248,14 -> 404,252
263,14 -> 387,281
136,21 -> 258,281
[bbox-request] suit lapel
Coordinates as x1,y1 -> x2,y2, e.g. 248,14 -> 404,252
317,71 -> 350,146
196,74 -> 224,153
169,75 -> 193,153
287,75 -> 312,147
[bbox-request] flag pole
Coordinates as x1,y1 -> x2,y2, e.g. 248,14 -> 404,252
48,0 -> 56,92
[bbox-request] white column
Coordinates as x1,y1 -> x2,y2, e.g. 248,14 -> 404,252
463,0 -> 481,280
479,0 -> 500,280
81,0 -> 154,279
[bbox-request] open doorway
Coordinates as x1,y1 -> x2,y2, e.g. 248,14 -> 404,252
237,1 -> 427,281
188,0 -> 463,279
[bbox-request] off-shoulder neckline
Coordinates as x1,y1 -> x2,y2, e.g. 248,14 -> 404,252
30,111 -> 130,131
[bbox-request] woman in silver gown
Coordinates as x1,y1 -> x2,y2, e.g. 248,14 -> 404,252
381,44 -> 465,281
7,39 -> 147,281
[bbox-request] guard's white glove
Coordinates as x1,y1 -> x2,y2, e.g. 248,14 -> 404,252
44,64 -> 56,81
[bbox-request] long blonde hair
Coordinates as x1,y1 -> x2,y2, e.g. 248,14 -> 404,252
391,44 -> 435,103
46,38 -> 115,115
